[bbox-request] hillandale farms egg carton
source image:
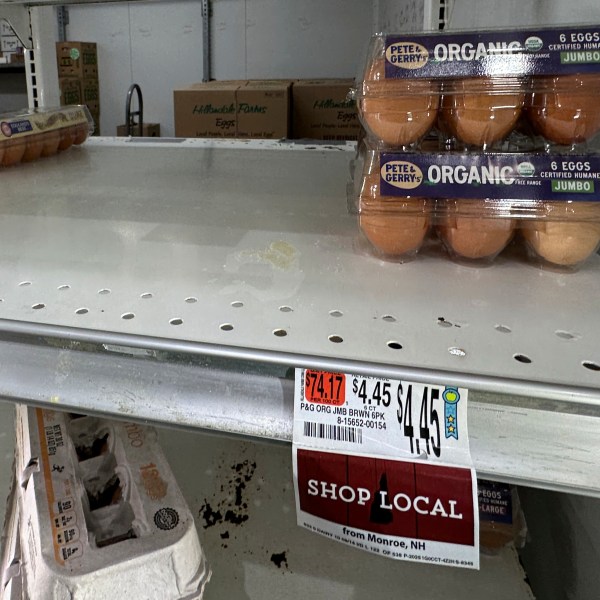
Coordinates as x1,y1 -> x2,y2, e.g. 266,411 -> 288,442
0,105 -> 93,168
354,147 -> 600,270
354,25 -> 600,150
5,405 -> 210,600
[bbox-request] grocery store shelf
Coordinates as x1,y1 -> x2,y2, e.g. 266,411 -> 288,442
1,137 -> 599,401
0,407 -> 535,599
0,136 -> 599,496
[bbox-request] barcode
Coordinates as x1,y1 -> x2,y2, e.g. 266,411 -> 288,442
303,421 -> 362,444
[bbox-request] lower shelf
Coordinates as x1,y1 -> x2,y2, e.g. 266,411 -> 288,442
0,403 -> 535,600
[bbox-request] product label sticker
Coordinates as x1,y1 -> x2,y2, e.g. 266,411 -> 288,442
296,370 -> 471,465
293,369 -> 479,569
478,480 -> 513,524
384,26 -> 600,78
36,409 -> 84,567
379,153 -> 600,204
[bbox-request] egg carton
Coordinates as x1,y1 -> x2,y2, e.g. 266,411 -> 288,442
5,405 -> 210,600
353,26 -> 600,151
0,106 -> 93,168
351,144 -> 600,270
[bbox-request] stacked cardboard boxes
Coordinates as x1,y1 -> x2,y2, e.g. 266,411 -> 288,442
56,42 -> 100,134
173,79 -> 359,141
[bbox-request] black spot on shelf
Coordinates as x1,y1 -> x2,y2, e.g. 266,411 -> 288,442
271,551 -> 288,569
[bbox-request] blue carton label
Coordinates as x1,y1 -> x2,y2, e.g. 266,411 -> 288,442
379,153 -> 600,202
384,26 -> 600,78
478,481 -> 513,525
0,119 -> 33,138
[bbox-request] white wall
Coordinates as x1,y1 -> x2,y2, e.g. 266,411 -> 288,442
373,0 -> 426,32
67,0 -> 374,137
447,0 -> 600,29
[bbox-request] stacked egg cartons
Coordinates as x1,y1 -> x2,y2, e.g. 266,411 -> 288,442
0,105 -> 94,168
353,26 -> 600,270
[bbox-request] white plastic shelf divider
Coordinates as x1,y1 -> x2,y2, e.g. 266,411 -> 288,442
0,137 -> 599,496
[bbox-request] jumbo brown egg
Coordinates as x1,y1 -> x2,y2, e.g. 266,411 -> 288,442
522,201 -> 600,267
72,123 -> 89,145
41,130 -> 61,157
359,170 -> 430,258
22,134 -> 44,162
58,126 -> 74,152
527,74 -> 600,145
440,77 -> 525,147
359,58 -> 439,146
438,199 -> 516,260
1,138 -> 26,167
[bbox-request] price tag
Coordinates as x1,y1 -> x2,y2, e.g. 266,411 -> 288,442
295,370 -> 471,465
293,369 -> 479,569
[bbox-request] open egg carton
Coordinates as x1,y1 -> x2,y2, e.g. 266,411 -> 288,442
352,25 -> 600,152
0,105 -> 93,168
1,405 -> 210,600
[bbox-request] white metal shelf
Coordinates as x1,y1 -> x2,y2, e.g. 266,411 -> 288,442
0,403 -> 536,600
0,137 -> 599,496
1,138 -> 599,399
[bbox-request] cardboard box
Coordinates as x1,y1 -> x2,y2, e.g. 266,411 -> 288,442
116,123 -> 161,137
56,42 -> 98,78
59,78 -> 82,106
174,80 -> 290,139
80,77 -> 99,105
292,79 -> 359,141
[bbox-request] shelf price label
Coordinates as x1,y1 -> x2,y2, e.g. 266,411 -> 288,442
304,370 -> 345,406
297,370 -> 471,466
293,369 -> 478,569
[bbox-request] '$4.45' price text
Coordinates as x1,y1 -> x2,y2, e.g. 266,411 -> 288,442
352,378 -> 442,458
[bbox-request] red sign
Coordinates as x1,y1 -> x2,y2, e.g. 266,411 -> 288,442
296,448 -> 475,546
304,370 -> 346,406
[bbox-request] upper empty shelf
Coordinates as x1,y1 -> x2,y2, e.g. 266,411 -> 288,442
0,137 -> 598,405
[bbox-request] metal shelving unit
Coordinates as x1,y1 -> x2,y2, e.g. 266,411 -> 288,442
0,137 -> 598,497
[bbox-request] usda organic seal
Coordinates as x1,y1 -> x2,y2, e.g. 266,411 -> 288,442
517,162 -> 535,177
525,36 -> 543,52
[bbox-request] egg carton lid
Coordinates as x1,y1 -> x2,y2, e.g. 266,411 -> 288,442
13,405 -> 211,600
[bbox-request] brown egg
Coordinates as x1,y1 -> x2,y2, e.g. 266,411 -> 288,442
440,77 -> 525,147
57,127 -> 74,152
359,58 -> 439,146
21,134 -> 45,162
527,74 -> 600,145
438,200 -> 516,260
522,201 -> 600,266
41,130 -> 61,157
359,170 -> 430,258
1,138 -> 26,167
72,123 -> 89,145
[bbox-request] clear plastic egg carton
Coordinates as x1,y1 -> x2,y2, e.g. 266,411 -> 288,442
353,26 -> 600,151
352,144 -> 600,271
3,405 -> 210,600
0,105 -> 94,168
